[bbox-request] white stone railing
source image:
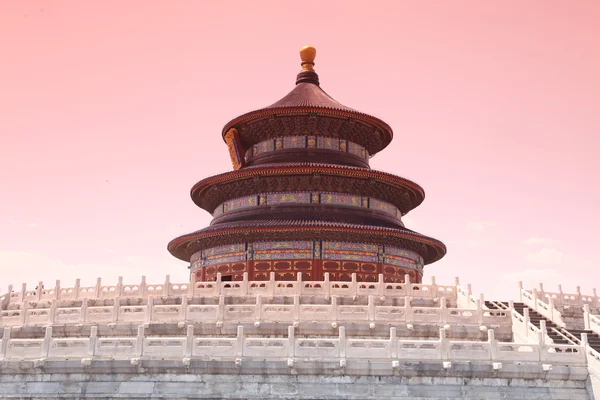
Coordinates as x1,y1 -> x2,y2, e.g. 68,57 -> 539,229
0,294 -> 509,328
520,283 -> 600,309
456,281 -> 481,309
511,306 -> 541,343
518,283 -> 566,328
0,273 -> 459,308
0,325 -> 586,367
583,306 -> 600,337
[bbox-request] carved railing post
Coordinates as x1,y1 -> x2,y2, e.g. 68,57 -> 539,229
0,327 -> 10,359
74,278 -> 81,300
539,320 -> 547,343
19,283 -> 26,303
80,298 -> 88,323
117,276 -> 124,297
378,274 -> 385,296
54,280 -> 60,300
439,328 -> 448,360
488,329 -> 497,361
235,326 -> 244,357
287,326 -> 295,357
135,325 -> 145,357
293,295 -> 300,322
390,327 -> 398,358
440,297 -> 448,324
42,326 -> 52,357
324,273 -> 331,298
20,300 -> 29,325
145,296 -> 153,323
584,304 -> 591,330
213,273 -> 221,296
217,295 -> 225,321
49,298 -> 57,325
185,325 -> 194,357
255,295 -> 262,321
268,272 -> 274,295
163,275 -> 171,296
36,281 -> 43,301
476,299 -> 483,325
241,272 -> 249,296
180,295 -> 188,321
331,295 -> 338,322
112,297 -> 120,322
88,326 -> 97,357
339,326 -> 346,358
140,276 -> 147,298
518,281 -> 523,302
94,278 -> 101,299
431,276 -> 438,297
523,308 -> 531,339
405,296 -> 412,322
368,296 -> 375,321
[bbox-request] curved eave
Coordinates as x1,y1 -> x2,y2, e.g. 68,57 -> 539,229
168,222 -> 446,265
221,106 -> 393,155
190,163 -> 425,214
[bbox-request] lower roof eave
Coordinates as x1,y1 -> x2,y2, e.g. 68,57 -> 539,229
168,223 -> 446,265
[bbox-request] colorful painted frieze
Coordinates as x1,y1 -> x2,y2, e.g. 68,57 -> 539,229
320,193 -> 361,206
348,141 -> 366,158
223,195 -> 258,212
204,243 -> 246,256
266,192 -> 311,205
369,198 -> 397,217
254,250 -> 312,260
317,136 -> 339,151
323,242 -> 378,253
213,204 -> 224,217
254,241 -> 312,251
385,255 -> 419,269
322,252 -> 379,262
255,139 -> 275,155
283,136 -> 306,148
205,253 -> 246,265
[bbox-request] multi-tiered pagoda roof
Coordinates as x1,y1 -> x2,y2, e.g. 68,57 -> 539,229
168,46 -> 446,283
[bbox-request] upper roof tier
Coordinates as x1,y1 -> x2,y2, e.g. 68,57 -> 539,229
221,46 -> 394,157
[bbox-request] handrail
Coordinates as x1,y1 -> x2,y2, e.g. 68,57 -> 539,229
0,325 -> 587,367
519,282 -> 599,308
1,273 -> 461,309
518,283 -> 566,328
0,294 -> 509,328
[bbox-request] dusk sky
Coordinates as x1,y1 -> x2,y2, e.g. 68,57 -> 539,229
1,1 -> 599,300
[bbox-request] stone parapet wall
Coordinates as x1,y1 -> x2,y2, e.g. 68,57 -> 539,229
0,294 -> 508,330
1,273 -> 452,309
0,361 -> 591,399
0,323 -> 587,366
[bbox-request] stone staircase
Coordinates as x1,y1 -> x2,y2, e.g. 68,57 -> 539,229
486,300 -> 600,352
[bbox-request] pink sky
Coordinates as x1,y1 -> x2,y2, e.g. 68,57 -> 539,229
1,1 -> 599,300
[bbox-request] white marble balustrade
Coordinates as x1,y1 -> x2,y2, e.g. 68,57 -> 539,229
0,325 -> 586,367
518,283 -> 566,328
0,294 -> 510,327
520,282 -> 600,309
0,273 -> 459,308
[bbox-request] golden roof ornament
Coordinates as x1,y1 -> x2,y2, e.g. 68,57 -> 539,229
300,45 -> 316,72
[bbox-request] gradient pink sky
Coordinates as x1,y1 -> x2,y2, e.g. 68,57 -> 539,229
1,1 -> 599,300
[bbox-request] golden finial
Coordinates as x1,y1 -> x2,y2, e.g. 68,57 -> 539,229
300,45 -> 316,72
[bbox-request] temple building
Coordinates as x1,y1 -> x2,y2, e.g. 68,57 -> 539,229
168,46 -> 446,284
1,47 -> 600,399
